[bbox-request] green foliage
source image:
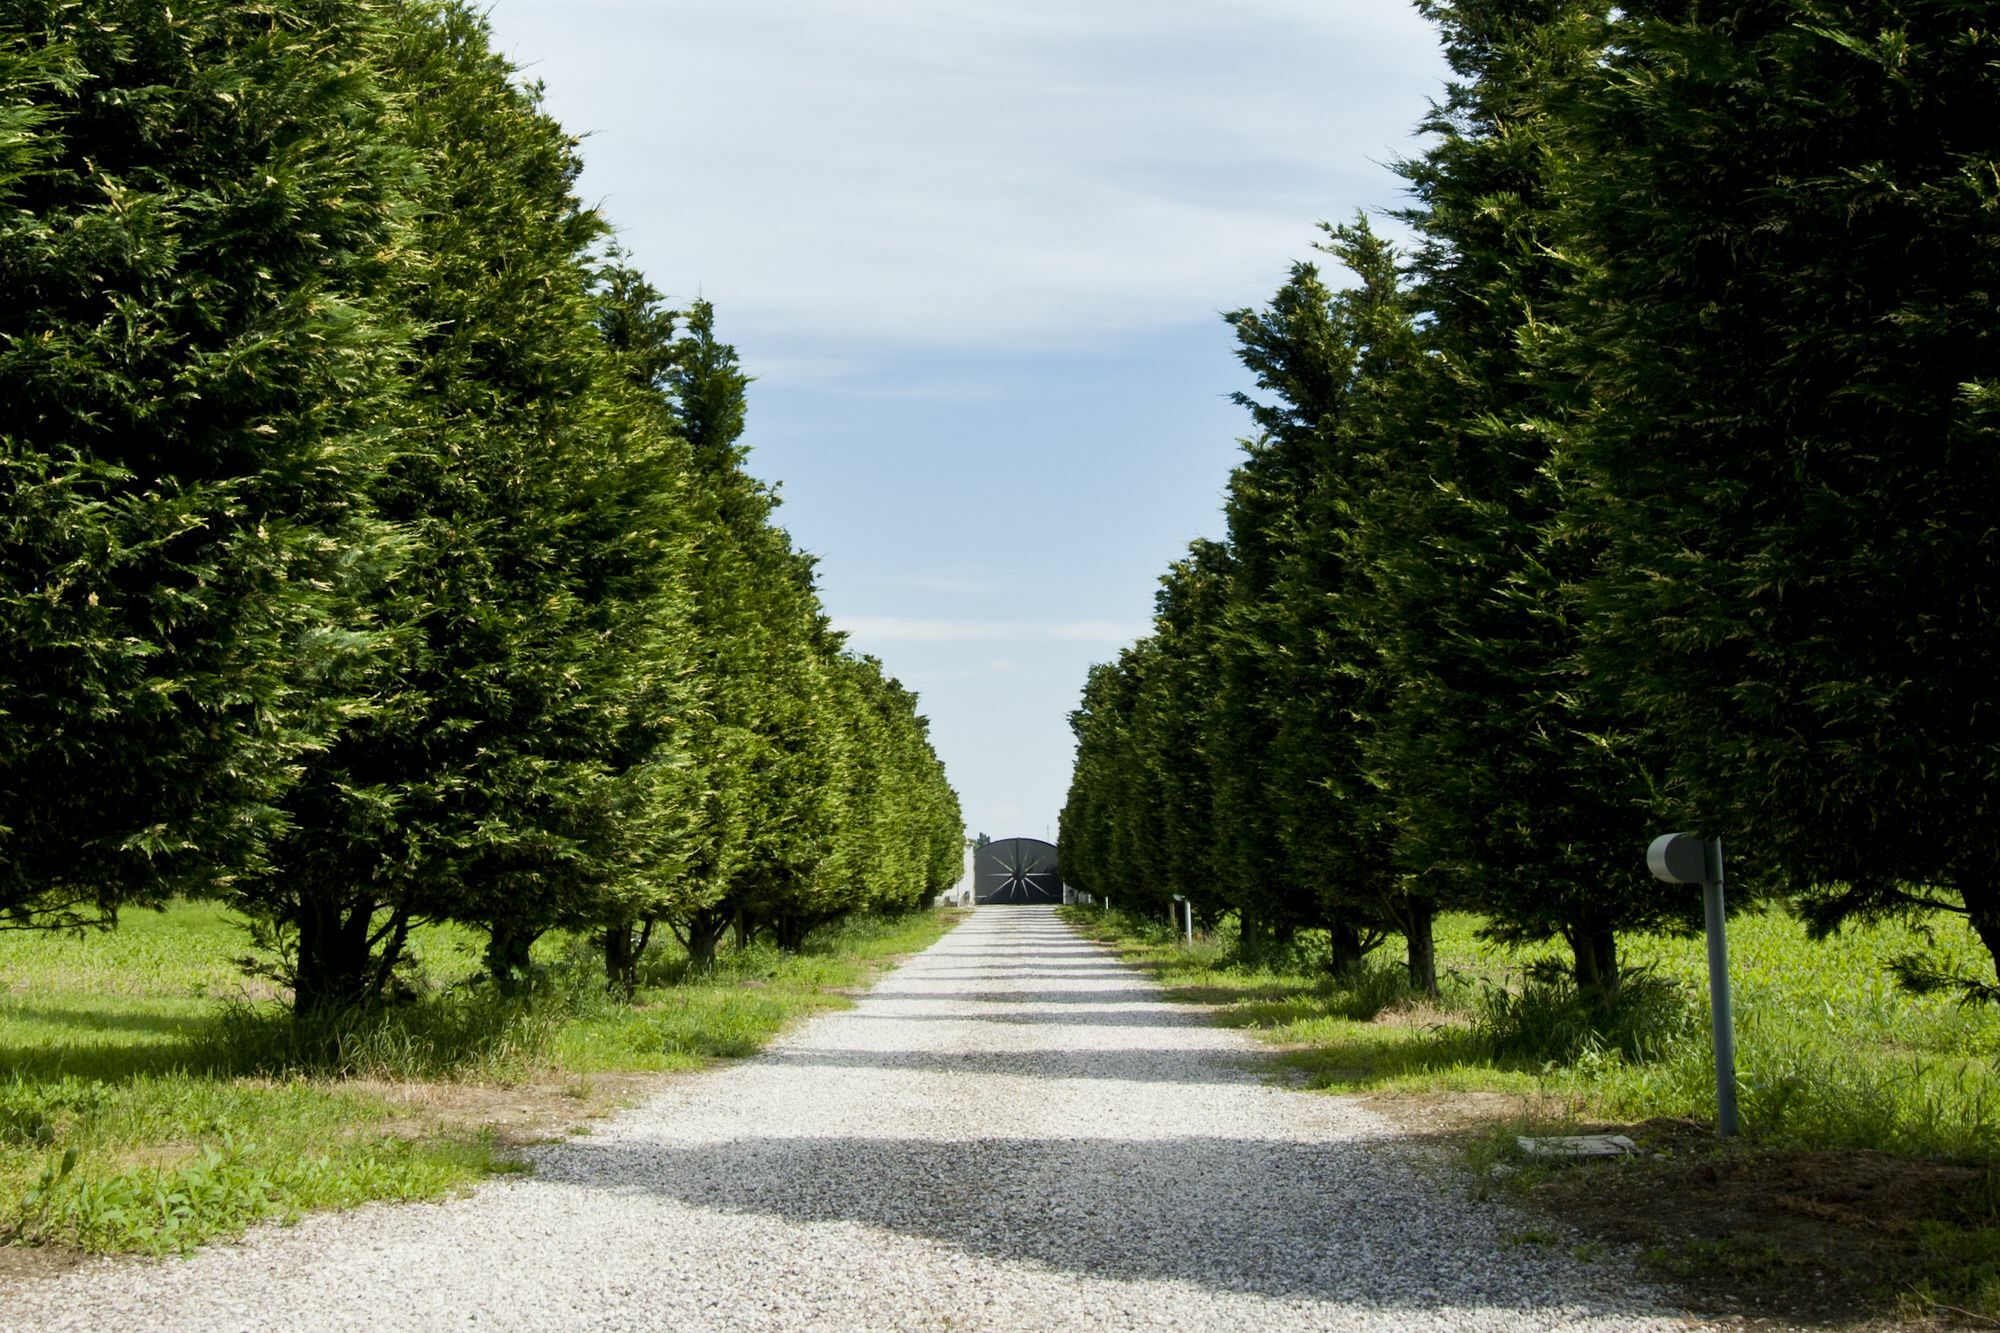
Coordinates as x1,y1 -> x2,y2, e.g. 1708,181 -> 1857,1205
0,0 -> 413,930
1065,0 -> 2000,1016
1064,221 -> 1432,975
240,0 -> 701,1008
1565,2 -> 2000,977
0,0 -> 957,1002
625,294 -> 960,968
200,988 -> 570,1082
1473,965 -> 1698,1065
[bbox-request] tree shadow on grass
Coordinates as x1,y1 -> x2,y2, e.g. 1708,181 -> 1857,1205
0,1005 -> 211,1038
0,1035 -> 216,1084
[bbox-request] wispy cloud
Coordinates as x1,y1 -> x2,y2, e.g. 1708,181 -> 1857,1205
836,616 -> 1146,644
491,0 -> 1443,349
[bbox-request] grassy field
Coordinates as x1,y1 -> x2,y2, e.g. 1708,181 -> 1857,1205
1063,903 -> 2000,1323
1065,904 -> 2000,1152
0,902 -> 960,1258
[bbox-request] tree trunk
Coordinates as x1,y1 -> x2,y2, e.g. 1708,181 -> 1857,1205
1328,920 -> 1369,979
1237,908 -> 1264,961
772,913 -> 817,952
1570,921 -> 1619,1001
294,895 -> 378,1014
678,906 -> 731,971
602,917 -> 654,997
1401,894 -> 1438,998
1238,909 -> 1294,965
1962,881 -> 2000,991
484,920 -> 543,996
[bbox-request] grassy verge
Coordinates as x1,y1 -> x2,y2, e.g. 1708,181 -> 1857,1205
1063,902 -> 2000,1326
0,903 -> 961,1262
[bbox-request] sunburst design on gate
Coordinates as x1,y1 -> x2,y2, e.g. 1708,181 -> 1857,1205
977,838 -> 1062,904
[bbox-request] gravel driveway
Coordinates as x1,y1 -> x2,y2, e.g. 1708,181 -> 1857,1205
4,907 -> 1698,1331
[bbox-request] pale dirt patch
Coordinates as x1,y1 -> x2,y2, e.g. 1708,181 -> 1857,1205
0,1242 -> 85,1284
1369,996 -> 1475,1031
345,1070 -> 679,1150
1359,1089 -> 1569,1137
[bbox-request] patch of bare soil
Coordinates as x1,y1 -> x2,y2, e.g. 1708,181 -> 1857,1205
1361,1089 -> 1567,1136
349,1070 -> 679,1151
0,1242 -> 87,1284
1368,1099 -> 1997,1330
1535,1119 -> 1995,1329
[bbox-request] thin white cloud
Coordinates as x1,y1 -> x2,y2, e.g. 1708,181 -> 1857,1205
836,616 -> 1146,644
488,0 -> 1444,349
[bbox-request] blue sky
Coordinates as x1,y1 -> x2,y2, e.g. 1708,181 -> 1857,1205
483,0 -> 1450,842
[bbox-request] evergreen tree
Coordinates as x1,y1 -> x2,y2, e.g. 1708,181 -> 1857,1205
1208,393 -> 1314,955
0,0 -> 410,930
1061,658 -> 1145,911
1566,1 -> 2000,986
1228,222 -> 1427,980
242,1 -> 672,1008
1133,541 -> 1231,923
1362,0 -> 1675,995
582,258 -> 706,995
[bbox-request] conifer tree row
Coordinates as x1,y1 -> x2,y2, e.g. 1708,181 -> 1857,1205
0,0 -> 962,1011
1063,0 -> 2000,1000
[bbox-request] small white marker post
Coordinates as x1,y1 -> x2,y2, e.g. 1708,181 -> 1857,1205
1646,833 -> 1738,1137
1171,894 -> 1193,945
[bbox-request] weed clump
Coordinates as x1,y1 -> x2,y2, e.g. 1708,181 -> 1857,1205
196,966 -> 597,1083
1473,964 -> 1699,1066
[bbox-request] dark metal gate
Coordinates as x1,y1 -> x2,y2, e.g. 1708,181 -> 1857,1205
973,837 -> 1063,905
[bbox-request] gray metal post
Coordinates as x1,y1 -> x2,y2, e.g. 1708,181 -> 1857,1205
1183,898 -> 1194,945
1702,838 -> 1739,1137
1647,831 -> 1742,1138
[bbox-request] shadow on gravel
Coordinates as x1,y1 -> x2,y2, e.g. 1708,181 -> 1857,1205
542,1132 -> 1661,1320
754,1046 -> 1264,1084
871,989 -> 1174,1007
853,1009 -> 1188,1028
897,969 -> 1137,981
916,944 -> 1104,956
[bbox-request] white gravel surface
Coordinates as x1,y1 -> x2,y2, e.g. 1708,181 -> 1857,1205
3,907 -> 1702,1331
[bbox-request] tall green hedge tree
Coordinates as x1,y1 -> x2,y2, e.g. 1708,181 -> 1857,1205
244,1 -> 688,1008
1132,541 -> 1231,924
1230,223 -> 1431,983
0,0 -> 410,931
1061,657 -> 1143,912
1365,0 -> 1674,995
1567,1 -> 2000,988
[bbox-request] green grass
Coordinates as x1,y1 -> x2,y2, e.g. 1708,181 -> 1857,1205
0,901 -> 959,1255
1063,903 -> 2000,1158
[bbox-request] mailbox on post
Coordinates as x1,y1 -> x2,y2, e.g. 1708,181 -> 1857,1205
1647,833 -> 1738,1137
